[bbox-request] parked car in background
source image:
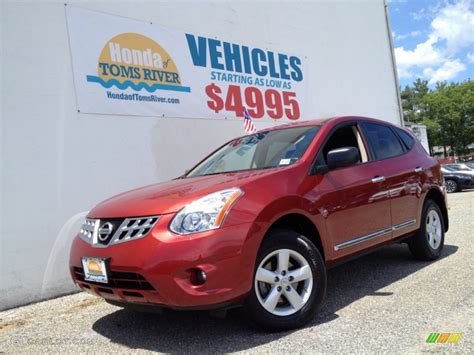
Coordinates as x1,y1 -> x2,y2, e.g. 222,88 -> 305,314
443,163 -> 474,172
463,161 -> 474,170
441,166 -> 474,193
70,116 -> 449,331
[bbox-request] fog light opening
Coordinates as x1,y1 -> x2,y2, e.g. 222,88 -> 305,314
191,268 -> 207,285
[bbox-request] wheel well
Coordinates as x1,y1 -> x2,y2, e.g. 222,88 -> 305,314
425,188 -> 449,232
267,213 -> 325,261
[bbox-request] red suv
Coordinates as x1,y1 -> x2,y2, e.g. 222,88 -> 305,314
70,116 -> 448,330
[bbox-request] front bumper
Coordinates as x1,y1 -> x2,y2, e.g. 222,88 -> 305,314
69,214 -> 255,308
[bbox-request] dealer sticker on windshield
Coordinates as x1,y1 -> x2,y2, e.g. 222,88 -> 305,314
82,257 -> 108,283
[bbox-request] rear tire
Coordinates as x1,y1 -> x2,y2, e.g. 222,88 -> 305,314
444,179 -> 458,193
409,199 -> 445,261
244,229 -> 326,331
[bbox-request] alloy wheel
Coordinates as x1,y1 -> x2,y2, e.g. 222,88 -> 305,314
445,180 -> 457,193
426,209 -> 442,249
254,248 -> 313,316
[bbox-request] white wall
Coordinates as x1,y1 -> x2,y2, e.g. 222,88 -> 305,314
0,0 -> 4,300
1,0 -> 400,310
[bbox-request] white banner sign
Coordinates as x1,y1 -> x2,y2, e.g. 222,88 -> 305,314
66,6 -> 309,121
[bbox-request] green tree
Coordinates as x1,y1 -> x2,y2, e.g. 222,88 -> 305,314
401,79 -> 429,123
414,80 -> 474,158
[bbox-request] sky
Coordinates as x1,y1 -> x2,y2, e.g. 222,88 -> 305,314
387,0 -> 473,88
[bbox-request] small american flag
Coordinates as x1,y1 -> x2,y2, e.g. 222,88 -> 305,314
243,108 -> 257,135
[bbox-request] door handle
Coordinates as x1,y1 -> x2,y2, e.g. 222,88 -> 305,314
414,167 -> 423,173
372,176 -> 386,183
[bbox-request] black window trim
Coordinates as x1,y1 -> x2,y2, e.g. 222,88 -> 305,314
359,121 -> 409,162
394,126 -> 416,152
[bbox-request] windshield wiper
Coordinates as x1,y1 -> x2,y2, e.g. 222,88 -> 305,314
196,166 -> 278,177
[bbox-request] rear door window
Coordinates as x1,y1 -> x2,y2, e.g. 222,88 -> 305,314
361,123 -> 405,160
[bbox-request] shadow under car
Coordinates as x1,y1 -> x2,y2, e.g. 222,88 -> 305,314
92,243 -> 458,353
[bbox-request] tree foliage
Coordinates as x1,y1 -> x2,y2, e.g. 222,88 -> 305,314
400,79 -> 474,157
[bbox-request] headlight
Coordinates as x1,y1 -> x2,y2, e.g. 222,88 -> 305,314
170,188 -> 243,235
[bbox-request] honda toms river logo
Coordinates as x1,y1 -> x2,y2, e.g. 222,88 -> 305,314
86,33 -> 191,93
86,260 -> 103,275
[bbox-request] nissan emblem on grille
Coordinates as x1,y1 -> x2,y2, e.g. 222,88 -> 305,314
98,222 -> 113,242
79,216 -> 160,248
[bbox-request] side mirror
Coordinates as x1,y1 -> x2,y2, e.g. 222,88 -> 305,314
327,147 -> 359,170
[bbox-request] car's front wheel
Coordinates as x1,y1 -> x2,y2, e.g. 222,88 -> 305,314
244,229 -> 326,331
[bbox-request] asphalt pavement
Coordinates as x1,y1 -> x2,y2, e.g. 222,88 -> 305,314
1,191 -> 473,353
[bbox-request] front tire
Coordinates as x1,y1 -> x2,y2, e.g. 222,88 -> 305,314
409,199 -> 445,261
244,229 -> 326,331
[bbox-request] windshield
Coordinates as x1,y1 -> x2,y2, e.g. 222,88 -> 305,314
186,125 -> 320,177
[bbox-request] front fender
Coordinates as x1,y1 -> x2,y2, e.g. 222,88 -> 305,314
238,195 -> 327,287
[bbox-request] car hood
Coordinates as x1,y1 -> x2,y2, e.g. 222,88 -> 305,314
88,169 -> 278,218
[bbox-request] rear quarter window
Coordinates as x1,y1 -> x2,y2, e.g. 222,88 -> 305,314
396,128 -> 415,150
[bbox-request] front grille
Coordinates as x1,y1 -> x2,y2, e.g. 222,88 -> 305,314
79,216 -> 159,247
112,217 -> 159,244
73,267 -> 155,291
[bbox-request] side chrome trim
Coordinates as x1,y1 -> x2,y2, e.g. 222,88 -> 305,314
334,227 -> 392,251
392,219 -> 416,231
334,219 -> 416,251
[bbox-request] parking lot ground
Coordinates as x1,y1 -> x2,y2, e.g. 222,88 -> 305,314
1,191 -> 473,353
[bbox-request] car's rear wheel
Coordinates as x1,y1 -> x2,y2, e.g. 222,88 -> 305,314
409,199 -> 445,261
445,179 -> 458,193
244,229 -> 326,331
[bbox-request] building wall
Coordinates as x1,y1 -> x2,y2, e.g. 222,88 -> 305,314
1,0 -> 400,310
